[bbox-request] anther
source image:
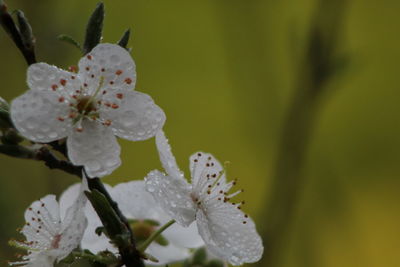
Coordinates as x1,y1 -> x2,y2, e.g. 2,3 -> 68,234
111,103 -> 119,109
87,55 -> 92,60
58,97 -> 65,102
125,78 -> 132,84
116,70 -> 123,75
103,120 -> 112,126
51,84 -> 58,91
76,127 -> 83,132
116,93 -> 124,99
60,79 -> 67,86
57,117 -> 65,122
101,68 -> 105,72
68,66 -> 77,72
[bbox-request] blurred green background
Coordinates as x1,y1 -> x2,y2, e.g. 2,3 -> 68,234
1,0 -> 400,266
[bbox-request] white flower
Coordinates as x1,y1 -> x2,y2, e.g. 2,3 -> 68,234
10,179 -> 88,267
144,131 -> 264,266
60,180 -> 204,265
10,43 -> 166,177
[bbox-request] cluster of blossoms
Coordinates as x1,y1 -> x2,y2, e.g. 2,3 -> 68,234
9,43 -> 263,266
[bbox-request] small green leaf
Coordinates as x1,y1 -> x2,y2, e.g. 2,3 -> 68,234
83,2 -> 104,54
58,34 -> 82,51
117,29 -> 130,49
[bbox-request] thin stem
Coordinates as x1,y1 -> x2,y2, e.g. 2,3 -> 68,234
258,1 -> 348,266
138,220 -> 176,252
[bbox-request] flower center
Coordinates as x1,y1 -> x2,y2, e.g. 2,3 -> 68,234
76,96 -> 97,115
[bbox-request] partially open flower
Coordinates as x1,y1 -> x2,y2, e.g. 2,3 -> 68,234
61,180 -> 204,265
10,179 -> 88,267
145,131 -> 264,265
11,43 -> 165,177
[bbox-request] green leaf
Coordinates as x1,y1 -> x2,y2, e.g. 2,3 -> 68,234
85,189 -> 130,247
83,2 -> 104,54
117,29 -> 130,49
58,34 -> 82,51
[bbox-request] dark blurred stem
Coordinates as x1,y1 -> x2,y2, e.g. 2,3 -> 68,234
258,1 -> 348,266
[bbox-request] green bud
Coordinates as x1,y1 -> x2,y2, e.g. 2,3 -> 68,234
155,234 -> 169,246
192,247 -> 207,265
117,29 -> 130,49
83,2 -> 104,54
16,10 -> 35,50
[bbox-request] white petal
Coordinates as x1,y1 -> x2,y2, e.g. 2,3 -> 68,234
112,180 -> 164,221
155,130 -> 183,179
145,170 -> 196,227
25,252 -> 55,267
163,222 -> 204,249
67,120 -> 121,177
27,63 -> 81,93
196,204 -> 263,265
78,43 -> 136,94
11,90 -> 73,142
59,183 -> 81,220
146,243 -> 190,266
101,90 -> 165,141
189,152 -> 226,191
23,195 -> 61,245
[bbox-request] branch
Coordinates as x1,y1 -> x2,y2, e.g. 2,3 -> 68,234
0,1 -> 36,65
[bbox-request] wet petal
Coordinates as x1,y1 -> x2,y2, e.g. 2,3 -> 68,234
196,203 -> 263,265
145,170 -> 196,227
23,195 -> 61,245
11,90 -> 73,142
101,90 -> 165,141
58,179 -> 88,260
189,152 -> 227,194
78,43 -> 136,94
27,63 -> 80,94
67,120 -> 121,177
155,131 -> 183,179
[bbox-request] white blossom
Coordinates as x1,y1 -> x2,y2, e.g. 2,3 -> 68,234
59,180 -> 204,265
145,131 -> 264,265
11,43 -> 166,177
10,179 -> 88,267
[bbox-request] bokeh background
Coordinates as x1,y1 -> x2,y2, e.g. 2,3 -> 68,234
1,0 -> 399,266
